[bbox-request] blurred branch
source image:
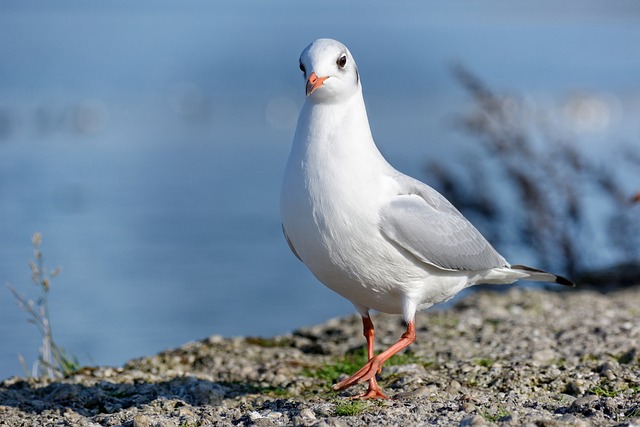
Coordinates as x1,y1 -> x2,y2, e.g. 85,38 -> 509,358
425,64 -> 639,279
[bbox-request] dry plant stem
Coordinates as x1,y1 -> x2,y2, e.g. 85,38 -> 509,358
31,237 -> 56,378
5,285 -> 53,378
5,233 -> 72,379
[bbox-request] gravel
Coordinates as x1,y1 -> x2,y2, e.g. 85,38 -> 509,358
1,287 -> 639,426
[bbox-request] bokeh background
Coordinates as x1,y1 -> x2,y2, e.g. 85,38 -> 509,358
1,1 -> 639,379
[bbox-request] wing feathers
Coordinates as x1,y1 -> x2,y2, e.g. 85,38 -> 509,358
379,185 -> 507,271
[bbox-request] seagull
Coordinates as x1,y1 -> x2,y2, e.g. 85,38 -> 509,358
280,38 -> 574,399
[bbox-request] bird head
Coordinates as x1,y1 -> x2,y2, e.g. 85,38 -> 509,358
298,38 -> 360,103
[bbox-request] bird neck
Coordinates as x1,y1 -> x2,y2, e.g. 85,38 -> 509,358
294,91 -> 385,167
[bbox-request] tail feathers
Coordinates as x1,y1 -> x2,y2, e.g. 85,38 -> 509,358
511,265 -> 575,287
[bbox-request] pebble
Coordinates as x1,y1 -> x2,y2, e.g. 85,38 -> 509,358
248,411 -> 263,421
460,401 -> 476,412
532,348 -> 557,362
446,379 -> 461,394
132,414 -> 152,427
597,361 -> 617,380
395,385 -> 430,399
570,395 -> 600,413
459,415 -> 489,426
565,379 -> 585,395
299,408 -> 316,420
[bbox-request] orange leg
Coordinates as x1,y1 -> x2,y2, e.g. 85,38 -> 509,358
350,316 -> 387,399
334,320 -> 416,399
363,316 -> 375,361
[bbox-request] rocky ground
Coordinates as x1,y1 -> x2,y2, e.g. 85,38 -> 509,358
1,286 -> 639,426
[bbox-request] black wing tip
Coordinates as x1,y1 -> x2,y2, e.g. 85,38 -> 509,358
511,264 -> 576,287
555,275 -> 576,287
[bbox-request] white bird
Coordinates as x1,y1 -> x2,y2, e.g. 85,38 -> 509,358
280,38 -> 574,399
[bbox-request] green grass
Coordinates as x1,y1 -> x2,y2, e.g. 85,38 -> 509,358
589,382 -> 640,398
580,354 -> 600,364
335,400 -> 370,416
474,358 -> 494,368
482,405 -> 511,422
304,347 -> 428,385
626,406 -> 640,420
306,352 -> 367,384
589,385 -> 619,397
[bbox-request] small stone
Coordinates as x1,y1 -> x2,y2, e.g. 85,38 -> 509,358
252,418 -> 278,427
446,380 -> 461,394
559,414 -> 589,427
291,416 -> 305,426
461,402 -> 476,412
621,321 -> 633,331
177,406 -> 194,417
532,348 -> 557,363
570,394 -> 599,413
597,361 -> 614,373
552,393 -> 576,405
565,379 -> 585,395
395,385 -> 429,399
248,411 -> 263,421
272,374 -> 289,385
535,419 -> 565,426
459,415 -> 488,426
182,380 -> 225,405
618,348 -> 636,364
132,414 -> 153,427
388,363 -> 426,374
314,404 -> 334,417
597,362 -> 617,380
299,408 -> 316,420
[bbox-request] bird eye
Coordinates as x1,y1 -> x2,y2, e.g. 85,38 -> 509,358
299,61 -> 306,75
337,54 -> 347,69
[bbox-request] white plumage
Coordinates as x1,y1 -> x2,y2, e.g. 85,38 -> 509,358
280,38 -> 573,399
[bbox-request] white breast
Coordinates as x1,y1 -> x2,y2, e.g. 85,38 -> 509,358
281,97 -> 428,313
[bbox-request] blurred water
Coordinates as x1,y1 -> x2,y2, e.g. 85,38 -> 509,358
1,1 -> 639,379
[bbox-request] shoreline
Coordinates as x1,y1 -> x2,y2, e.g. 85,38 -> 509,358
1,287 -> 639,426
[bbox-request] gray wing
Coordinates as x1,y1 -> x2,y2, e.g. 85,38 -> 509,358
379,177 -> 507,271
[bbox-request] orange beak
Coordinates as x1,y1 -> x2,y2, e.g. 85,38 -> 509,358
306,72 -> 328,96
